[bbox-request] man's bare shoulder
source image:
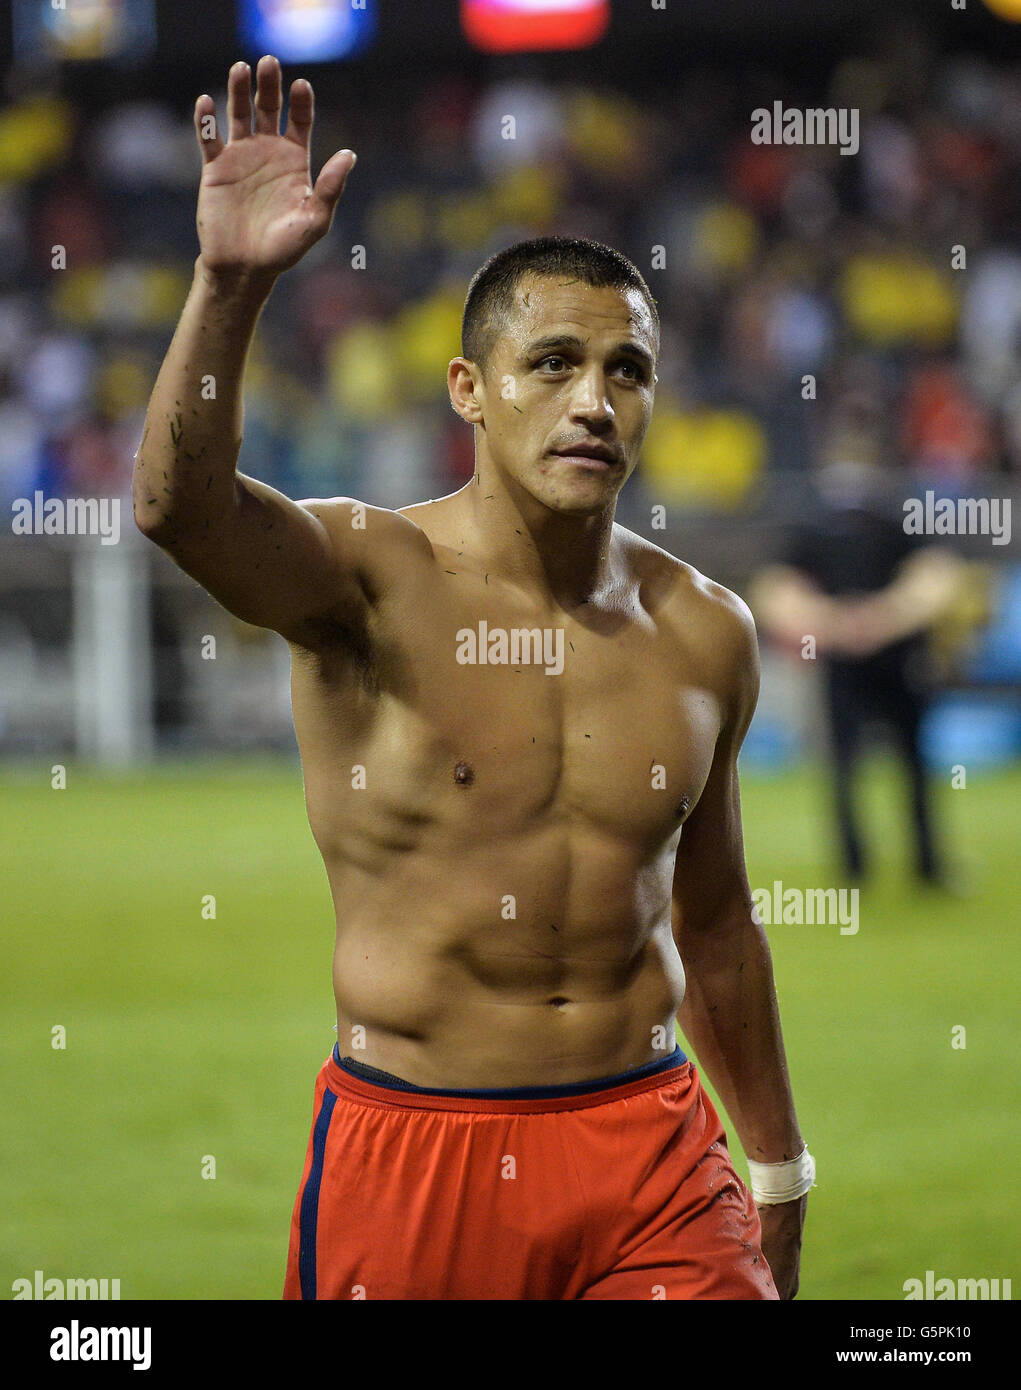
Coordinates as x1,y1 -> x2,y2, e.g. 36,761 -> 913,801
616,525 -> 757,649
299,494 -> 433,550
299,495 -> 436,595
617,525 -> 759,734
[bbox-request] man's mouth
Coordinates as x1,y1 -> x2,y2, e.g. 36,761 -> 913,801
550,443 -> 620,466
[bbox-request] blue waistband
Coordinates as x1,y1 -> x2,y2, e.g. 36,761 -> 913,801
332,1042 -> 687,1100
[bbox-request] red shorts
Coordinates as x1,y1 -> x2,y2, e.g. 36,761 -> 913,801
282,1043 -> 777,1300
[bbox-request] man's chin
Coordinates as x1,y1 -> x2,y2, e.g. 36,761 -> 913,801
540,457 -> 627,505
566,473 -> 629,506
536,483 -> 618,516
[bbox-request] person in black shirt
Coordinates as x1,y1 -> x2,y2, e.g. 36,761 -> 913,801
753,462 -> 965,885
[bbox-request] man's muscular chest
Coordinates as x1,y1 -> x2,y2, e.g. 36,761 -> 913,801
293,553 -> 722,851
432,591 -> 718,844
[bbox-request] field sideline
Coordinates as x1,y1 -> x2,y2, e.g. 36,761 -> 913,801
3,756 -> 1017,1300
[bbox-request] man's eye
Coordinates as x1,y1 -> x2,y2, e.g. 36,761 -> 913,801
617,362 -> 644,381
539,356 -> 567,371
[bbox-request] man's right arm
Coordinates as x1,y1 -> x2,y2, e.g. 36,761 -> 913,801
133,258 -> 375,644
133,56 -> 401,646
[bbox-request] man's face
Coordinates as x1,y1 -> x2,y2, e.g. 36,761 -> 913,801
460,273 -> 658,514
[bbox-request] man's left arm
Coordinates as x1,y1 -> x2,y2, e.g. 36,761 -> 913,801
671,586 -> 809,1299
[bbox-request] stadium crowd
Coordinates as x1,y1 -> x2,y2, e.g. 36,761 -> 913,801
1,41 -> 1020,529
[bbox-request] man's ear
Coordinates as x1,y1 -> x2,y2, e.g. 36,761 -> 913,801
448,358 -> 485,424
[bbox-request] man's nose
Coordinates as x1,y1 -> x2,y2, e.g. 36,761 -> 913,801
568,368 -> 614,426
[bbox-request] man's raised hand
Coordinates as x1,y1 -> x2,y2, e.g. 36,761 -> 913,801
193,55 -> 356,283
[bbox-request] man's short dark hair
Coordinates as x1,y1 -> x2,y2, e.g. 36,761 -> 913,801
461,235 -> 660,378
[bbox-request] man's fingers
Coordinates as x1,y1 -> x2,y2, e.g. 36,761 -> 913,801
194,95 -> 223,162
226,61 -> 252,142
313,148 -> 357,214
253,54 -> 282,136
285,78 -> 314,150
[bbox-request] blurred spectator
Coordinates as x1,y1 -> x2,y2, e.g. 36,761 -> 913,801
0,48 -> 1017,514
901,361 -> 997,482
752,454 -> 972,887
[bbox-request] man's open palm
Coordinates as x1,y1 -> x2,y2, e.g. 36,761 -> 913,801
193,54 -> 356,278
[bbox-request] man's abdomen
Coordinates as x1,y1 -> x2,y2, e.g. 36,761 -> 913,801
327,832 -> 685,1089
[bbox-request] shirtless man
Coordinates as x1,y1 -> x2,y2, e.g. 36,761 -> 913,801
134,56 -> 810,1300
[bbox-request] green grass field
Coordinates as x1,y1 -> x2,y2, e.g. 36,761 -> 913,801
2,756 -> 1018,1300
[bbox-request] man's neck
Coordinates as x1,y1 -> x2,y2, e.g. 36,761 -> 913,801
455,465 -> 619,611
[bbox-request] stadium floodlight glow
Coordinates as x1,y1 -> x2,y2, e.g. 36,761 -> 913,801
461,0 -> 610,54
13,0 -> 156,63
980,0 -> 1021,20
238,0 -> 376,63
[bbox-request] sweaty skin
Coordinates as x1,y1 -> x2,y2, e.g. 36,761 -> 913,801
296,497 -> 727,1089
285,272 -> 742,1089
133,54 -> 806,1295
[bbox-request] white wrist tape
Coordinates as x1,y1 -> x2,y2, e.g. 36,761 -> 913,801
747,1146 -> 816,1205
